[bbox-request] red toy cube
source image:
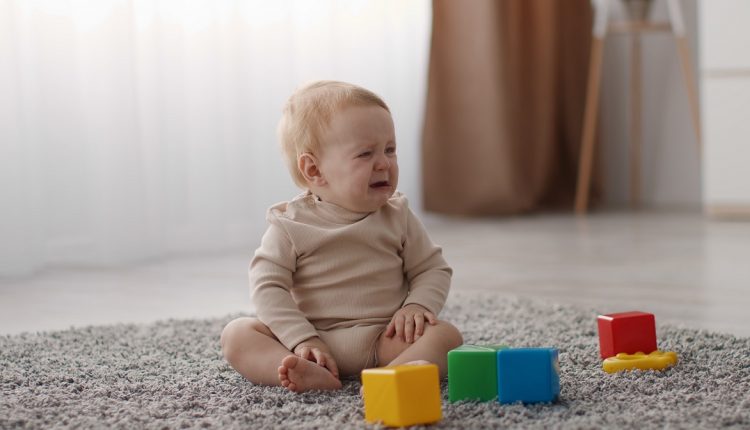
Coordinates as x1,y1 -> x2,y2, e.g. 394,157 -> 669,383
597,311 -> 657,359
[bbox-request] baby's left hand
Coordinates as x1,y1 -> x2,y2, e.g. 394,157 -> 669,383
385,303 -> 437,343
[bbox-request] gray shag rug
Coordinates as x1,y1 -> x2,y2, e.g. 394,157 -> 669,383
2,291 -> 750,429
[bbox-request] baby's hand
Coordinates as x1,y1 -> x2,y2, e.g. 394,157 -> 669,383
293,337 -> 340,379
385,303 -> 437,343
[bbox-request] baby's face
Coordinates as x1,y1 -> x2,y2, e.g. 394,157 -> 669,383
315,105 -> 398,213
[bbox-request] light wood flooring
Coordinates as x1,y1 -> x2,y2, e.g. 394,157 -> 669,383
1,211 -> 748,337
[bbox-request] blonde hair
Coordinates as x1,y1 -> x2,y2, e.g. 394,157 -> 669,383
278,80 -> 390,188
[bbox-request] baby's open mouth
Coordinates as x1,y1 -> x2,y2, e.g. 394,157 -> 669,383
370,181 -> 390,189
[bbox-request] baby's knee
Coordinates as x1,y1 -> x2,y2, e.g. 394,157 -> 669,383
432,320 -> 463,350
220,318 -> 245,357
220,317 -> 263,360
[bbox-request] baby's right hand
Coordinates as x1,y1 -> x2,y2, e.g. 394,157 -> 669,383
293,337 -> 340,379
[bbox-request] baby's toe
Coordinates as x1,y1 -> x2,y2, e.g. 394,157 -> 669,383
281,355 -> 299,369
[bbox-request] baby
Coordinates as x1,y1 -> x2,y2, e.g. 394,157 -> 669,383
220,81 -> 463,392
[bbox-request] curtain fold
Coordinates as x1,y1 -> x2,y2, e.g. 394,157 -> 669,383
422,0 -> 593,215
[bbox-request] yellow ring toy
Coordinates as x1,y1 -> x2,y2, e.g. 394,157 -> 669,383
602,350 -> 678,373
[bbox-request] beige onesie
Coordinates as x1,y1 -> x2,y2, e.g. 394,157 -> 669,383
250,191 -> 452,376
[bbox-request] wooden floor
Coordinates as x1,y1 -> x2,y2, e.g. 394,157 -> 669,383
1,211 -> 748,337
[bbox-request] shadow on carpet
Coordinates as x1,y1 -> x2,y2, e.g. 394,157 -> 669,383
2,291 -> 749,429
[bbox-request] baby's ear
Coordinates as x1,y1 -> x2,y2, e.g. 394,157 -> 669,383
298,153 -> 326,186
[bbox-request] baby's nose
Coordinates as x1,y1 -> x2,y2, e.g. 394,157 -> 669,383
375,156 -> 390,170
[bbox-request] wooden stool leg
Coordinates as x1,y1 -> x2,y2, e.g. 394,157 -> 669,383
630,33 -> 642,209
666,0 -> 701,151
575,36 -> 605,214
675,35 -> 702,150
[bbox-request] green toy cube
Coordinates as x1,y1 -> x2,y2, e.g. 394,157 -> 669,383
448,344 -> 508,402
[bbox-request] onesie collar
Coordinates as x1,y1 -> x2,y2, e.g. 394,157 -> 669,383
304,192 -> 372,224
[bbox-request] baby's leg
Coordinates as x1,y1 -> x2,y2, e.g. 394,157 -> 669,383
221,318 -> 341,392
375,320 -> 463,377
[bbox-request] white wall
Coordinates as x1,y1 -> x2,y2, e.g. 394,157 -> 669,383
700,0 -> 750,216
599,0 -> 701,209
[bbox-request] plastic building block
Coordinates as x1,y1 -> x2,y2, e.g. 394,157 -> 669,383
496,348 -> 560,404
603,350 -> 678,373
361,364 -> 442,427
597,311 -> 657,359
448,344 -> 508,402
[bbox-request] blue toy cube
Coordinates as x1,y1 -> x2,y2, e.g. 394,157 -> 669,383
496,348 -> 560,404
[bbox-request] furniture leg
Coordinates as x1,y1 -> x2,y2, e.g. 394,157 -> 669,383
630,33 -> 642,209
675,35 -> 702,150
575,36 -> 605,214
666,0 -> 701,150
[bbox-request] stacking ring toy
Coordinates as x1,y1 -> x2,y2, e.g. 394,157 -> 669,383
602,350 -> 678,373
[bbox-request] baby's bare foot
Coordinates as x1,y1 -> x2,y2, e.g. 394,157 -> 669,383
278,355 -> 342,393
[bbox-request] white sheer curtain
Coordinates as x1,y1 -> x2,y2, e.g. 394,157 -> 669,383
0,0 -> 431,277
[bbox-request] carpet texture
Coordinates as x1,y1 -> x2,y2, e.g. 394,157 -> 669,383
2,291 -> 749,429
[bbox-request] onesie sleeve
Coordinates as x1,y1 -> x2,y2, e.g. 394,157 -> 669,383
400,205 -> 452,316
250,221 -> 319,351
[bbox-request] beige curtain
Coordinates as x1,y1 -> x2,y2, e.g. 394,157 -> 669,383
422,0 -> 594,215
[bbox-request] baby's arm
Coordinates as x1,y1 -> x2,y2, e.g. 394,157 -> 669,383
252,222 -> 339,376
389,205 -> 452,342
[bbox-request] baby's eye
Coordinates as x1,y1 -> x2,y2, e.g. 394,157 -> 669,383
385,147 -> 396,154
358,151 -> 372,158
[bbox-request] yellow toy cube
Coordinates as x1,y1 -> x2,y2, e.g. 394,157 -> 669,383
361,364 -> 442,427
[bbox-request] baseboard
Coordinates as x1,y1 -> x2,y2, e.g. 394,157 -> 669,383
705,204 -> 750,220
